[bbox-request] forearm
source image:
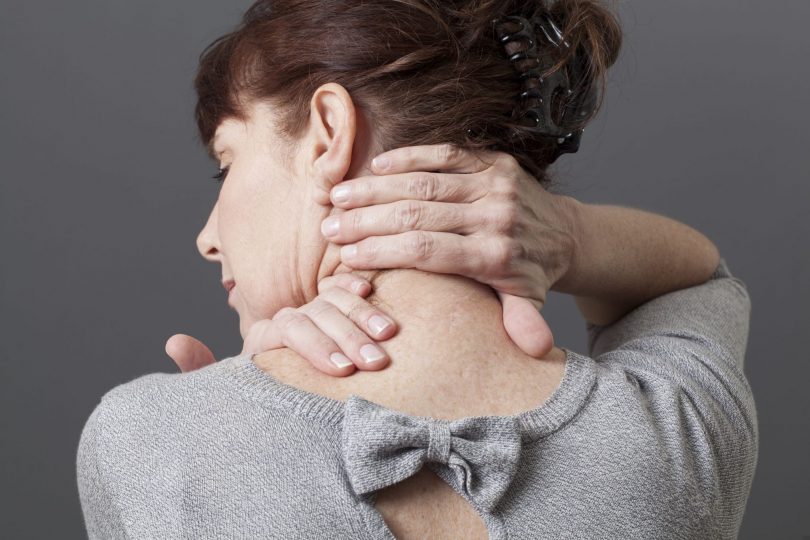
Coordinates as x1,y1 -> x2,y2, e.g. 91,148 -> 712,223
552,197 -> 721,326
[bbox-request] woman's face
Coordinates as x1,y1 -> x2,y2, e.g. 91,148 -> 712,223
195,101 -> 335,338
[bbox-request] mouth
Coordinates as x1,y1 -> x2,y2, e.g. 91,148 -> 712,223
222,279 -> 236,293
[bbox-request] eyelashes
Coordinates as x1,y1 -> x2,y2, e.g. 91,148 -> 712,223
212,166 -> 230,184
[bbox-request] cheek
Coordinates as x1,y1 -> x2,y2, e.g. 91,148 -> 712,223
220,181 -> 305,320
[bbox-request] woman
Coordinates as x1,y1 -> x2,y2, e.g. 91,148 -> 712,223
77,0 -> 757,538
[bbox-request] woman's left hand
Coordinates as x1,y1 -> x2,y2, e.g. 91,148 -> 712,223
166,272 -> 398,374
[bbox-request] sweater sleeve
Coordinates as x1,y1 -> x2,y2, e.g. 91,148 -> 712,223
76,399 -> 129,539
587,257 -> 751,370
586,257 -> 758,536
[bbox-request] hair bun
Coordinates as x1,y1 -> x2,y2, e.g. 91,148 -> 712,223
489,0 -> 622,167
547,0 -> 622,109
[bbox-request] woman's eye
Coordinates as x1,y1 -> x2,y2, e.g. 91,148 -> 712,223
212,166 -> 230,184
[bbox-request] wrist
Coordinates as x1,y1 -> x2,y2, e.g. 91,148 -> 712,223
550,195 -> 584,292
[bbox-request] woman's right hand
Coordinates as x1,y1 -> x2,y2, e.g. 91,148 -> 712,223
166,272 -> 398,375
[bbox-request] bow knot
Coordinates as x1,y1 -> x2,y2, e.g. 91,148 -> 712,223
426,422 -> 451,463
341,396 -> 522,512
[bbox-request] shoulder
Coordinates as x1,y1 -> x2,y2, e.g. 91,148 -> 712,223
79,357 -> 250,460
76,356 -> 269,509
76,362 -> 233,534
76,356 -> 349,529
95,357 -> 236,418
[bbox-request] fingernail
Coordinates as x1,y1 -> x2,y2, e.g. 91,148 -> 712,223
321,216 -> 340,237
360,344 -> 387,364
368,315 -> 392,335
330,352 -> 353,369
372,155 -> 390,171
332,185 -> 351,204
341,244 -> 357,259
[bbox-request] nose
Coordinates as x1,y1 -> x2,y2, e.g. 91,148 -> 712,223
196,202 -> 221,263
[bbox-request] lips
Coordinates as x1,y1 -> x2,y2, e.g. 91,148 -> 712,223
222,279 -> 236,293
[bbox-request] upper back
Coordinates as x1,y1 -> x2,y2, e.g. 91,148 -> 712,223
79,261 -> 757,539
252,345 -> 568,538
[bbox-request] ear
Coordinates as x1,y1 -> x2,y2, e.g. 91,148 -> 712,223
304,83 -> 356,206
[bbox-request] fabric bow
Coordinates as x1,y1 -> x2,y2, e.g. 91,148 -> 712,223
341,396 -> 523,512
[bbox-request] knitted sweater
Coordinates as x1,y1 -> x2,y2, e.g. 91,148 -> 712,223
77,258 -> 757,539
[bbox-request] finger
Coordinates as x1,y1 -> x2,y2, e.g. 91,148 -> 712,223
241,319 -> 284,355
340,231 -> 490,278
330,170 -> 484,208
371,144 -> 497,175
316,286 -> 398,341
497,292 -> 555,359
240,285 -> 394,358
299,297 -> 392,371
271,307 -> 357,377
316,272 -> 371,296
321,200 -> 479,244
165,334 -> 216,373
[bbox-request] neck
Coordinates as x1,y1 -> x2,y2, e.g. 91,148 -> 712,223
351,267 -> 524,361
257,265 -> 567,418
315,233 -> 526,359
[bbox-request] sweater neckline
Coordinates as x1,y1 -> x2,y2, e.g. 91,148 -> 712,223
220,347 -> 596,442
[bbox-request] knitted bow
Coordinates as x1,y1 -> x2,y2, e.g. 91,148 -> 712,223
341,396 -> 523,512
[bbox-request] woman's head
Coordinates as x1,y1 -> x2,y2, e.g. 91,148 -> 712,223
194,0 -> 621,336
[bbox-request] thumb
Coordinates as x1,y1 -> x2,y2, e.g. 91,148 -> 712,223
165,333 -> 216,373
497,292 -> 554,359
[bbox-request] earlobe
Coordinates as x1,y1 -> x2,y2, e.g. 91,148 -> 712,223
308,83 -> 357,205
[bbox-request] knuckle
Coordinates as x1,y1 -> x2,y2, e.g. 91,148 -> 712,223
492,238 -> 520,270
276,309 -> 308,332
495,152 -> 520,172
440,144 -> 462,164
407,173 -> 439,201
354,238 -> 377,263
403,230 -> 435,261
446,204 -> 465,230
345,300 -> 369,323
316,275 -> 338,293
304,299 -> 333,319
340,327 -> 368,346
489,202 -> 519,233
395,201 -> 423,230
272,306 -> 296,322
308,333 -> 334,353
493,175 -> 519,201
335,276 -> 360,295
316,286 -> 341,303
317,287 -> 353,315
346,209 -> 364,234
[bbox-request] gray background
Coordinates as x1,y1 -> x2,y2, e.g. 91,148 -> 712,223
1,0 -> 807,537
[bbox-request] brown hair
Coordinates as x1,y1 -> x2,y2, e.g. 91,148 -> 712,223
194,0 -> 622,186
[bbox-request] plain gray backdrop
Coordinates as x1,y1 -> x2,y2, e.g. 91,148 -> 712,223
1,0 -> 808,538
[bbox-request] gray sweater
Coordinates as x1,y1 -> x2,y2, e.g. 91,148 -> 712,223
76,258 -> 757,539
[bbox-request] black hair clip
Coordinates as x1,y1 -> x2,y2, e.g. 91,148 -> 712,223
498,15 -> 539,63
494,13 -> 597,162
